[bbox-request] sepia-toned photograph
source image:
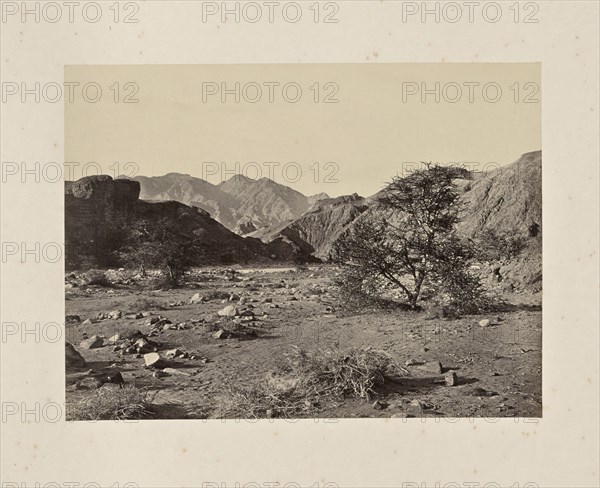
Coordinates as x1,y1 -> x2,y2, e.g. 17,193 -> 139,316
2,2 -> 600,487
62,64 -> 543,420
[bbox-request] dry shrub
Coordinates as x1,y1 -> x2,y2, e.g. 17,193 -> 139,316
216,347 -> 402,419
128,296 -> 168,312
67,385 -> 153,421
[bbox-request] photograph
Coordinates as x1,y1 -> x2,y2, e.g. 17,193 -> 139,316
63,64 -> 542,420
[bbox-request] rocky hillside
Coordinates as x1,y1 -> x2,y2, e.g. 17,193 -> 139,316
249,193 -> 369,260
65,175 -> 301,269
250,151 -> 542,291
128,173 -> 329,233
458,150 -> 542,291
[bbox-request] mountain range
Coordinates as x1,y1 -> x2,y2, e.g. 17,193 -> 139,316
127,173 -> 329,234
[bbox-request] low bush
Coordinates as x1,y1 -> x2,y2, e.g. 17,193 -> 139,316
216,346 -> 403,418
128,296 -> 168,312
67,385 -> 153,421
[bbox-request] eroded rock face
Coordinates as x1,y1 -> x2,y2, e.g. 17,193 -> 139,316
65,175 -> 305,268
249,193 -> 368,260
65,176 -> 140,268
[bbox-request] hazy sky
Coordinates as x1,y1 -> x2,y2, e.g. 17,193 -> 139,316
65,63 -> 541,197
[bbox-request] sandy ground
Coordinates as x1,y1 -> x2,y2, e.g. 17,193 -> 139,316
65,266 -> 542,419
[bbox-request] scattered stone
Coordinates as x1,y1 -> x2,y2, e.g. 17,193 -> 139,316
405,358 -> 419,366
163,367 -> 192,376
143,352 -> 165,368
391,413 -> 410,418
107,310 -> 122,320
444,370 -> 458,387
124,312 -> 143,320
479,319 -> 491,327
65,314 -> 81,324
217,305 -> 238,317
108,333 -> 121,343
80,335 -> 103,350
105,371 -> 125,387
153,370 -> 168,378
212,329 -> 231,340
189,293 -> 205,304
164,348 -> 183,359
65,342 -> 87,368
134,337 -> 155,353
81,319 -> 93,326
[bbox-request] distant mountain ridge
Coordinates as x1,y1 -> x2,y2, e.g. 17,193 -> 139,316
127,173 -> 329,233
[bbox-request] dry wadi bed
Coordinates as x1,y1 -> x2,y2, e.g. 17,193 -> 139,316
65,266 -> 542,420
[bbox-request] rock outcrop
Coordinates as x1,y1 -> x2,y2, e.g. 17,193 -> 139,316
65,175 -> 303,268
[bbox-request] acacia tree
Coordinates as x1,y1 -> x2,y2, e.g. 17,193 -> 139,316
335,164 -> 486,311
123,217 -> 199,288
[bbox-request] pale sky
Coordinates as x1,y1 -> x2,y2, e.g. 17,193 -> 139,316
65,63 -> 541,197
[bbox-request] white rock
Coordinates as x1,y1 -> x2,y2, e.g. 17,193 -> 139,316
217,305 -> 238,317
143,352 -> 164,368
189,293 -> 204,304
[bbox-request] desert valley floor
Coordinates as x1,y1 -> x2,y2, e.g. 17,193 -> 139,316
65,265 -> 542,419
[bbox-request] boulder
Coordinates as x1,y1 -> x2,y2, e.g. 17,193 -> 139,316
163,348 -> 183,359
134,337 -> 155,353
108,333 -> 121,343
189,293 -> 204,304
162,367 -> 192,376
212,329 -> 233,339
107,310 -> 122,320
420,361 -> 443,375
143,352 -> 165,368
75,377 -> 103,390
217,305 -> 238,317
65,342 -> 87,369
80,335 -> 103,350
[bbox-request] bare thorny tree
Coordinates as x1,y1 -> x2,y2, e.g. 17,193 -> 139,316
335,164 -> 489,312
